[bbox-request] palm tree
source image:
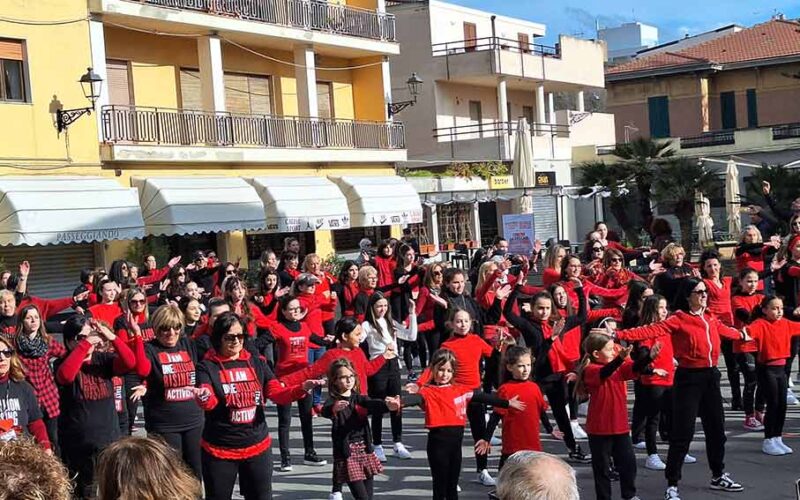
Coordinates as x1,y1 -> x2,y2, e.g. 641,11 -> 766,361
651,157 -> 722,248
576,161 -> 640,244
612,137 -> 677,237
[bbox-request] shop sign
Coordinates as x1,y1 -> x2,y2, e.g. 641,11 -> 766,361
534,172 -> 556,187
56,229 -> 120,243
489,176 -> 514,189
502,214 -> 535,256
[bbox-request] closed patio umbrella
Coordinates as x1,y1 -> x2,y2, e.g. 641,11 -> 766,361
695,191 -> 714,248
725,159 -> 742,238
511,117 -> 533,214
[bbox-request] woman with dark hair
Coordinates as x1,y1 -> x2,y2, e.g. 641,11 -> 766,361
621,281 -> 654,329
278,251 -> 301,288
178,295 -> 204,338
213,261 -> 239,297
194,311 -> 322,500
650,218 -> 674,252
581,239 -> 605,274
187,251 -> 221,297
109,260 -> 133,290
374,240 -> 397,289
223,277 -> 270,339
432,268 -> 502,351
616,278 -> 747,500
55,315 -> 137,499
391,243 -> 425,379
73,268 -> 95,311
333,260 -> 360,318
88,279 -> 123,327
159,265 -> 189,305
252,268 -> 285,328
558,255 -> 627,311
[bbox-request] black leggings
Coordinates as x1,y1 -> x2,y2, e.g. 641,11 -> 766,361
400,339 -> 418,373
736,352 -> 765,415
417,331 -> 429,368
277,394 -> 314,457
466,400 -> 488,472
43,414 -> 59,457
368,360 -> 402,445
427,426 -> 464,500
151,425 -> 203,478
123,374 -> 141,435
426,328 -> 442,356
567,380 -> 579,420
202,447 -> 272,500
784,337 -> 800,380
540,377 -> 577,451
588,434 -> 637,500
347,477 -> 375,500
758,364 -> 788,438
665,368 -> 727,487
721,339 -> 742,405
630,384 -> 671,456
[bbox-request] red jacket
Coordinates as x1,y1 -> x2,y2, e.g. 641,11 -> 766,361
279,346 -> 386,391
731,293 -> 763,353
374,255 -> 396,289
19,295 -> 74,320
747,317 -> 800,365
704,277 -> 733,326
583,359 -> 638,435
616,310 -> 741,369
637,332 -> 675,386
542,268 -> 560,287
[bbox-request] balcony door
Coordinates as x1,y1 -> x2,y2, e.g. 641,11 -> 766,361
469,100 -> 482,138
720,91 -> 737,130
105,60 -> 134,143
463,22 -> 477,52
518,33 -> 530,53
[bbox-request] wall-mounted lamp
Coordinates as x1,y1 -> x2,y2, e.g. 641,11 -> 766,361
56,67 -> 103,133
388,72 -> 424,117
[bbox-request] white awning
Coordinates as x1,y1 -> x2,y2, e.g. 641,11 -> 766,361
246,176 -> 351,233
330,175 -> 422,227
132,177 -> 265,236
0,176 -> 145,246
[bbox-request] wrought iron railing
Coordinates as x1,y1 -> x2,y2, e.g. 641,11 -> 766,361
772,122 -> 800,141
135,0 -> 396,42
102,105 -> 405,149
680,130 -> 735,149
431,36 -> 559,57
432,120 -> 569,141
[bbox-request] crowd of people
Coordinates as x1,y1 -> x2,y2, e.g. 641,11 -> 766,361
0,208 -> 799,500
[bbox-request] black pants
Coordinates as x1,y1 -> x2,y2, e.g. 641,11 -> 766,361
400,339 -> 418,373
151,425 -> 204,478
758,364 -> 788,438
347,477 -> 375,500
567,380 -> 579,420
665,367 -> 726,486
540,377 -> 577,451
277,394 -> 314,457
631,384 -> 671,456
721,339 -> 742,406
123,374 -> 142,435
736,352 -> 764,415
417,331 -> 429,368
784,337 -> 800,380
61,440 -> 105,500
588,434 -> 637,500
368,360 -> 402,445
428,426 -> 463,500
466,400 -> 488,472
202,447 -> 273,500
43,413 -> 59,457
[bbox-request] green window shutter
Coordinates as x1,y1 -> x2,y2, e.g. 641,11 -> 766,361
746,89 -> 758,128
720,91 -> 736,129
648,96 -> 670,138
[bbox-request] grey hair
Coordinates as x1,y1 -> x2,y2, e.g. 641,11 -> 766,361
496,451 -> 579,500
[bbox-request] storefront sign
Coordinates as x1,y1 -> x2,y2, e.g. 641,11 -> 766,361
56,229 -> 121,243
534,172 -> 556,187
266,216 -> 352,233
502,214 -> 535,256
489,176 -> 514,189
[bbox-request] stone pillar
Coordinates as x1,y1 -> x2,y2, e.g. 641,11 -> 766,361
535,84 -> 546,135
547,92 -> 556,124
382,56 -> 392,121
577,90 -> 585,112
198,36 -> 226,112
497,77 -> 510,158
699,75 -> 710,132
294,44 -> 318,117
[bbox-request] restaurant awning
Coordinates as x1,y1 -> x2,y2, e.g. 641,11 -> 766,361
330,175 -> 423,227
0,176 -> 145,246
132,176 -> 265,236
246,176 -> 351,233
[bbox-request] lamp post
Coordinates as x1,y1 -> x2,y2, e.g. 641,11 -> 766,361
56,67 -> 103,133
387,72 -> 424,117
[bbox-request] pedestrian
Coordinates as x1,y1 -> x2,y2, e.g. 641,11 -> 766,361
731,268 -> 766,431
114,288 -> 153,435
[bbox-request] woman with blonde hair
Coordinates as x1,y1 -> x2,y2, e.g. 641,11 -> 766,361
652,243 -> 697,306
543,244 -> 569,287
95,436 -> 202,500
0,438 -> 72,500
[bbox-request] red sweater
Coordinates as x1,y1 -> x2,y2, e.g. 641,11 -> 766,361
88,303 -> 123,328
746,317 -> 800,365
279,346 -> 386,390
415,384 -> 477,428
704,277 -> 733,326
638,332 -> 675,386
271,321 -> 314,377
297,292 -> 336,338
560,279 -> 627,311
374,255 -> 396,289
419,334 -> 493,390
731,293 -> 763,353
583,359 -> 638,435
616,310 -> 741,369
313,272 -> 337,322
19,295 -> 74,320
496,380 -> 547,454
543,268 -> 560,287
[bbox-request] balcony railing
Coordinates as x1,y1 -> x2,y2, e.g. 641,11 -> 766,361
432,36 -> 559,57
102,105 -> 405,150
680,130 -> 735,149
433,120 -> 569,141
133,0 -> 396,42
772,122 -> 800,141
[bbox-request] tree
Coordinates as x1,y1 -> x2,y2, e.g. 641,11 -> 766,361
576,161 -> 640,244
740,164 -> 800,233
651,157 -> 722,249
612,137 -> 676,239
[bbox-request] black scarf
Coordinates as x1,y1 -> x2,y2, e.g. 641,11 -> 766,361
16,332 -> 48,358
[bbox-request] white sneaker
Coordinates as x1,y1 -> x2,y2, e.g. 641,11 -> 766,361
477,469 -> 496,487
578,401 -> 588,417
645,454 -> 666,470
570,420 -> 588,439
393,442 -> 412,459
762,437 -> 785,456
789,377 -> 795,388
490,435 -> 502,446
776,437 -> 793,454
683,453 -> 697,464
664,486 -> 681,499
328,493 -> 343,500
374,444 -> 387,462
456,485 -> 462,492
633,440 -> 647,450
788,389 -> 799,406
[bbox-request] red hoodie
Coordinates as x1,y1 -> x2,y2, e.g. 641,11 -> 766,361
746,317 -> 800,365
704,277 -> 733,326
584,359 -> 639,435
374,255 -> 396,289
731,293 -> 763,353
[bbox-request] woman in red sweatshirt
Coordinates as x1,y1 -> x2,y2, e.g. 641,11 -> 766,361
615,278 -> 747,500
373,239 -> 397,289
333,260 -> 360,318
559,255 -> 628,310
731,267 -> 766,430
88,278 -> 123,327
224,277 -> 271,338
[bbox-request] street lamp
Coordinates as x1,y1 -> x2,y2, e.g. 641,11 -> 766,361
56,67 -> 103,133
387,72 -> 424,117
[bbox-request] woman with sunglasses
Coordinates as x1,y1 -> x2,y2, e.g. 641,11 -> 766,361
134,304 -> 204,478
187,251 -> 221,298
615,278 -> 748,500
0,336 -> 52,451
195,311 -> 323,500
581,240 -> 606,279
592,248 -> 646,308
557,255 -> 627,312
56,315 -> 137,499
213,262 -> 239,298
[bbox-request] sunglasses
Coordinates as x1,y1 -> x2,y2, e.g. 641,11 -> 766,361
226,270 -> 237,275
0,349 -> 14,359
223,334 -> 246,343
691,289 -> 708,295
75,333 -> 89,342
592,247 -> 603,251
129,299 -> 146,305
177,272 -> 186,276
609,258 -> 622,263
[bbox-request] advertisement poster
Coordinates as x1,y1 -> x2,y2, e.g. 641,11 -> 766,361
502,214 -> 535,256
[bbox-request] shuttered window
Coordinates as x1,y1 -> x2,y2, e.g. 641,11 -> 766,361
179,68 -> 203,110
746,89 -> 758,128
106,60 -> 133,106
518,33 -> 530,52
0,244 -> 95,298
317,82 -> 333,119
720,91 -> 736,129
0,39 -> 26,102
647,96 -> 670,139
224,73 -> 272,115
463,22 -> 477,51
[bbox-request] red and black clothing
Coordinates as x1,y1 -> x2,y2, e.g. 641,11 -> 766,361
113,312 -> 153,435
0,374 -> 51,449
731,292 -> 765,416
484,379 -> 547,463
14,334 -> 66,447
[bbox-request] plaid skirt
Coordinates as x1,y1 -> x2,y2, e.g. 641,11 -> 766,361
333,441 -> 383,483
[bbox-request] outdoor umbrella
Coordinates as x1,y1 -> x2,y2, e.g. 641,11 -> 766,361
695,191 -> 714,248
511,117 -> 533,214
725,159 -> 742,238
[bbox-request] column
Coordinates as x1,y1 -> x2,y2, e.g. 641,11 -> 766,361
314,230 -> 334,259
381,56 -> 392,121
547,92 -> 556,124
217,232 -> 248,268
471,202 -> 482,247
577,90 -> 585,112
497,77 -> 510,159
429,206 -> 441,259
88,18 -> 108,142
294,44 -> 318,118
699,75 -> 710,132
197,36 -> 226,112
535,83 -> 546,135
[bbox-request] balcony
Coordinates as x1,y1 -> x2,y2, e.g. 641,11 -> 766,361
100,105 -> 406,164
680,129 -> 736,149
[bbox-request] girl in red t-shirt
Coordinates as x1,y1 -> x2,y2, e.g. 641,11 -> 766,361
731,267 -> 766,431
576,333 -> 665,500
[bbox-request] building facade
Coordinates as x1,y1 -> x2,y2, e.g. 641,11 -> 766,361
599,22 -> 659,63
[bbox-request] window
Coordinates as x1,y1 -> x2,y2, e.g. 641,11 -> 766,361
522,105 -> 534,124
746,89 -> 758,128
0,39 -> 26,102
463,22 -> 477,51
179,69 -> 202,110
333,226 -> 390,253
647,96 -> 670,138
720,91 -> 736,129
517,33 -> 530,53
469,100 -> 482,134
106,60 -> 133,106
224,73 -> 272,115
317,82 -> 333,119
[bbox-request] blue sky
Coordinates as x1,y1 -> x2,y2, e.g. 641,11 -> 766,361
445,1 -> 800,44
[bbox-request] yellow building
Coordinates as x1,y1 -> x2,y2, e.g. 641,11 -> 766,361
0,0 -> 420,296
